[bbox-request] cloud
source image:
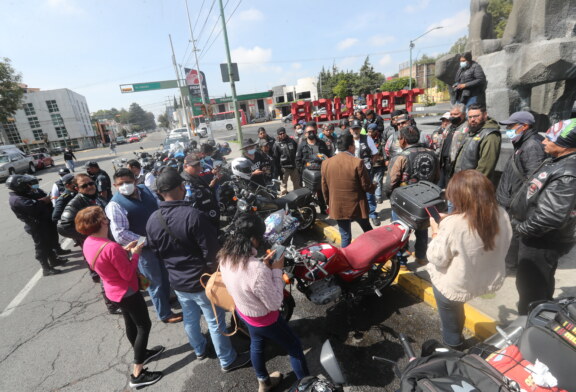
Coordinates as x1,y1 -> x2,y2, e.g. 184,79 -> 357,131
424,9 -> 470,39
379,55 -> 392,66
291,62 -> 302,70
230,46 -> 283,73
336,56 -> 361,70
337,38 -> 358,50
45,0 -> 83,14
370,35 -> 395,47
237,8 -> 264,22
404,0 -> 431,13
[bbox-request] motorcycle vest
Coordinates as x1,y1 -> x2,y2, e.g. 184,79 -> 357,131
355,135 -> 372,169
454,126 -> 500,173
183,175 -> 220,226
400,145 -> 439,184
55,179 -> 65,194
278,140 -> 296,168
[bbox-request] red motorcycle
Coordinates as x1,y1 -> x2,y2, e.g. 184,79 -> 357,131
279,221 -> 412,320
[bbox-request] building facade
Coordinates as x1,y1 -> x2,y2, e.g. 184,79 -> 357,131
0,88 -> 98,152
398,62 -> 436,89
272,77 -> 319,117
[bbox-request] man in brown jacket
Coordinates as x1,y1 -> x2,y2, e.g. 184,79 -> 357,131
321,133 -> 376,247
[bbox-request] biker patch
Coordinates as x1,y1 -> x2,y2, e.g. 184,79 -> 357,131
412,153 -> 436,181
526,178 -> 543,199
538,171 -> 548,180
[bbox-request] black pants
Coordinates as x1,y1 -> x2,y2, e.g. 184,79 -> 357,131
29,225 -> 58,269
505,223 -> 520,273
516,239 -> 571,315
116,291 -> 152,364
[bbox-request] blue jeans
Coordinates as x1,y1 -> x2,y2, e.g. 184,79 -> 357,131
138,247 -> 173,321
336,218 -> 372,248
174,290 -> 237,368
65,160 -> 75,173
433,286 -> 465,347
366,192 -> 378,219
391,211 -> 428,260
371,167 -> 384,201
240,313 -> 309,381
464,95 -> 478,110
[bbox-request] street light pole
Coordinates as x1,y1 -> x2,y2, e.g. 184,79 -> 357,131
169,34 -> 192,139
408,26 -> 443,90
218,0 -> 243,144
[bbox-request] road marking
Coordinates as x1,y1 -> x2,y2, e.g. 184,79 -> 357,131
0,269 -> 43,318
0,238 -> 74,318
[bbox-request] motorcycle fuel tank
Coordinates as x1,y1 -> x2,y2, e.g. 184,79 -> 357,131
293,243 -> 349,281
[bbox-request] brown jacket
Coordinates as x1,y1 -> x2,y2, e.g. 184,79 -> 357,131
321,152 -> 375,220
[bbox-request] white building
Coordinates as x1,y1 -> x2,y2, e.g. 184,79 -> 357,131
272,77 -> 319,117
0,87 -> 98,152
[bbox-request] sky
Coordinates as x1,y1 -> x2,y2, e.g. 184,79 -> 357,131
1,0 -> 470,118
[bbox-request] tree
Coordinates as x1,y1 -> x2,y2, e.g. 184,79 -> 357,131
356,57 -> 385,96
128,103 -> 156,130
0,58 -> 24,124
333,79 -> 352,99
449,36 -> 468,54
380,77 -> 416,92
488,0 -> 513,38
157,113 -> 169,129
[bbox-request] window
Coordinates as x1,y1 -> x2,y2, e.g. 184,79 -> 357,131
297,91 -> 311,100
28,116 -> 41,129
2,121 -> 22,144
286,92 -> 294,102
55,126 -> 68,138
276,96 -> 285,104
51,113 -> 64,126
24,103 -> 36,116
46,100 -> 59,113
32,129 -> 44,141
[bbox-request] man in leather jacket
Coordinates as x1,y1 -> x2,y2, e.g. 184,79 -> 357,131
85,161 -> 112,202
509,119 -> 576,315
52,173 -> 77,223
273,127 -> 301,195
181,152 -> 220,228
496,112 -> 547,276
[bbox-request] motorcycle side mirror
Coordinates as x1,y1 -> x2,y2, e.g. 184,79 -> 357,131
320,340 -> 346,385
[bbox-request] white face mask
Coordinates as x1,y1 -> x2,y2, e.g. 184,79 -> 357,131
118,182 -> 135,196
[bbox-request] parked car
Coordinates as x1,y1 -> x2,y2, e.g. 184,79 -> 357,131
169,127 -> 189,138
196,127 -> 208,138
128,134 -> 140,143
0,147 -> 36,180
116,136 -> 127,145
282,113 -> 293,123
50,146 -> 65,156
31,153 -> 54,170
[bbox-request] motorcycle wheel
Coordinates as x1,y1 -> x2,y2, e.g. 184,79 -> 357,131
280,293 -> 296,322
375,257 -> 401,292
296,205 -> 316,231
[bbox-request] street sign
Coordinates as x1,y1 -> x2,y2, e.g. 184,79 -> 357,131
220,63 -> 239,83
184,68 -> 209,100
119,80 -> 178,93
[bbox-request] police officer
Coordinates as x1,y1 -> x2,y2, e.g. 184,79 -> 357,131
52,173 -> 77,223
510,119 -> 576,315
181,152 -> 220,228
85,161 -> 112,201
50,167 -> 71,206
8,175 -> 68,276
350,119 -> 380,226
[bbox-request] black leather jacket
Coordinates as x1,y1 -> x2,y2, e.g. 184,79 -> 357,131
295,138 -> 331,171
274,137 -> 298,169
52,190 -> 77,222
57,193 -> 107,240
510,152 -> 576,246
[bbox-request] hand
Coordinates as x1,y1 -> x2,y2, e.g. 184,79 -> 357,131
252,169 -> 264,176
39,196 -> 51,204
123,240 -> 138,252
263,250 -> 284,269
209,177 -> 219,187
429,218 -> 440,236
457,83 -> 466,90
132,242 -> 145,255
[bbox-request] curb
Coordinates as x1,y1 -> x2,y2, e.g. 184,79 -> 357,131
311,221 -> 498,340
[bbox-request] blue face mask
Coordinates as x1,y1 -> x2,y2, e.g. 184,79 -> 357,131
505,129 -> 516,139
31,184 -> 40,190
247,149 -> 256,155
460,61 -> 468,68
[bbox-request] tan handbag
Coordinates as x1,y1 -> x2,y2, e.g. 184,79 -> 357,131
201,266 -> 246,336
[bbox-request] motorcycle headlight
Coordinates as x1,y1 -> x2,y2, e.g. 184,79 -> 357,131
237,199 -> 248,212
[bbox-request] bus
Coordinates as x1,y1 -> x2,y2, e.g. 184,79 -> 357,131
192,109 -> 248,133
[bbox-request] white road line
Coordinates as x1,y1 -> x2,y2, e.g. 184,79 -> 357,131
0,269 -> 43,318
0,237 -> 74,318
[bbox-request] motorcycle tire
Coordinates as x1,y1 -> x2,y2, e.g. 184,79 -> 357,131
296,205 -> 316,231
280,293 -> 296,322
374,257 -> 401,292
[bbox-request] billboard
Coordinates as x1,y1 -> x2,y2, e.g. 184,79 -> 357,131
184,68 -> 209,101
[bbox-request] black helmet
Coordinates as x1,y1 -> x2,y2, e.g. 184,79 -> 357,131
351,119 -> 363,129
58,168 -> 71,177
207,139 -> 216,147
6,174 -> 40,194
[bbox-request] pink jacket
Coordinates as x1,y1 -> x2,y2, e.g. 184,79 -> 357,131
83,236 -> 139,302
220,251 -> 284,318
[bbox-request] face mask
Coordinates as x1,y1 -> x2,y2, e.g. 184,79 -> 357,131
307,134 -> 316,140
118,183 -> 135,196
460,61 -> 467,68
246,149 -> 256,155
450,116 -> 461,125
31,184 -> 40,190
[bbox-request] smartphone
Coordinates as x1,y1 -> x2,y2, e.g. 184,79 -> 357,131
137,236 -> 146,247
270,244 -> 286,262
425,206 -> 442,224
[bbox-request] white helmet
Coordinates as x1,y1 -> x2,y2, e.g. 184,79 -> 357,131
231,157 -> 252,180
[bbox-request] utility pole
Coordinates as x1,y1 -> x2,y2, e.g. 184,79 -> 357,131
169,34 -> 192,139
218,0 -> 243,143
184,0 -> 213,141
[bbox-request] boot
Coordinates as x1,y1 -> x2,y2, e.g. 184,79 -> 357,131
39,258 -> 61,276
55,247 -> 72,255
258,371 -> 283,392
49,254 -> 69,267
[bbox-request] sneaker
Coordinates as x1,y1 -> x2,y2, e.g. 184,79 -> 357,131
221,351 -> 251,373
258,371 -> 283,392
196,342 -> 213,360
370,216 -> 381,227
143,345 -> 165,365
49,256 -> 69,267
42,267 -> 61,276
129,368 -> 163,388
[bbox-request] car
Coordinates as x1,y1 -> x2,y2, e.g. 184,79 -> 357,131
312,108 -> 327,117
115,136 -> 127,145
196,127 -> 208,138
162,135 -> 190,152
282,113 -> 293,123
169,127 -> 189,138
128,135 -> 140,143
251,115 -> 270,124
0,147 -> 36,180
50,146 -> 65,156
31,153 -> 54,170
138,132 -> 147,138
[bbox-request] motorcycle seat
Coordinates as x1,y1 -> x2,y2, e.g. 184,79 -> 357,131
340,224 -> 406,270
276,188 -> 312,209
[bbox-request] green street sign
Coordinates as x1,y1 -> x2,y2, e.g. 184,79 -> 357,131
120,80 -> 178,93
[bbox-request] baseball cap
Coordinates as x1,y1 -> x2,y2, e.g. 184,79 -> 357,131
258,139 -> 270,147
61,173 -> 75,185
440,112 -> 451,120
85,160 -> 99,169
305,121 -> 317,129
184,152 -> 201,166
155,167 -> 183,193
499,111 -> 535,126
545,119 -> 576,148
367,123 -> 378,130
276,127 -> 286,135
396,114 -> 409,123
351,119 -> 363,129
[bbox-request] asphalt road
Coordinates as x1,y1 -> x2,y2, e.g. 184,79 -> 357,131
0,131 -> 442,392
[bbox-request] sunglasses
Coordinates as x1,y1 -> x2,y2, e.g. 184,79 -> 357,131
79,181 -> 95,189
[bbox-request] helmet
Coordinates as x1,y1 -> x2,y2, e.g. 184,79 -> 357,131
230,157 -> 252,180
207,139 -> 216,147
291,376 -> 339,392
6,174 -> 39,194
58,168 -> 71,177
220,142 -> 230,149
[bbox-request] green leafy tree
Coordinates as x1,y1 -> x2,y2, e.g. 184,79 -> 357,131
380,77 -> 416,92
356,57 -> 385,96
127,103 -> 155,130
157,113 -> 169,128
488,0 -> 513,38
449,36 -> 468,54
0,58 -> 24,124
333,79 -> 353,99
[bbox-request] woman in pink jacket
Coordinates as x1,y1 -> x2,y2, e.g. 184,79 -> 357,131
219,214 -> 309,392
75,206 -> 164,388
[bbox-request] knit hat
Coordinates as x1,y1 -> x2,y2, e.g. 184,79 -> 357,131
545,119 -> 576,148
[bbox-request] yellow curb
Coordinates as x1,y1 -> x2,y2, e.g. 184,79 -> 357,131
312,221 -> 498,340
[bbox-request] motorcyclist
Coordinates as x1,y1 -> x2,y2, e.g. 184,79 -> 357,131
241,138 -> 270,186
50,167 -> 71,206
7,175 -> 69,276
52,173 -> 77,223
85,161 -> 113,201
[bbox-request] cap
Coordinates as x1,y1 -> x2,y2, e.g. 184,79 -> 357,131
545,119 -> 576,148
499,111 -> 535,126
184,152 -> 202,166
396,114 -> 409,123
351,119 -> 363,129
440,112 -> 451,120
258,139 -> 270,148
305,121 -> 317,129
61,173 -> 75,185
85,160 -> 99,169
241,138 -> 258,149
367,123 -> 378,130
155,167 -> 183,193
276,127 -> 286,135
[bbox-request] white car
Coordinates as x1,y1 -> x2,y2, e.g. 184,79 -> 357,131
0,147 -> 36,180
169,127 -> 189,138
